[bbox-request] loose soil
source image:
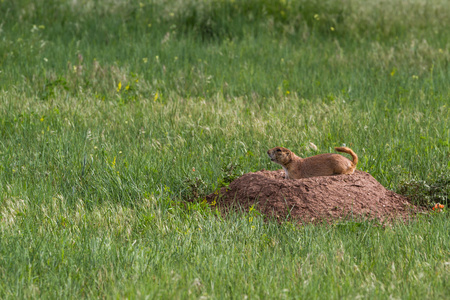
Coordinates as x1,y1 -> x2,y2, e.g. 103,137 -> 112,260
205,170 -> 420,223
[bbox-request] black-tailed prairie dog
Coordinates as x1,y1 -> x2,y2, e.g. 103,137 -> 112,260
267,146 -> 358,179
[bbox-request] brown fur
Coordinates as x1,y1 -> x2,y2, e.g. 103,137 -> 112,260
267,146 -> 358,179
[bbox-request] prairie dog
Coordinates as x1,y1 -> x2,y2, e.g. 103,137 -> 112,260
267,146 -> 358,179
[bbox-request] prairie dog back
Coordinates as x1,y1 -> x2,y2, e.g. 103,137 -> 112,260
267,146 -> 358,179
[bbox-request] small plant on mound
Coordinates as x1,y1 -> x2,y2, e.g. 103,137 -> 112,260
217,161 -> 243,188
432,203 -> 445,213
398,174 -> 449,207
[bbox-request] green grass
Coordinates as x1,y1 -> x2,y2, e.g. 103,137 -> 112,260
0,0 -> 449,298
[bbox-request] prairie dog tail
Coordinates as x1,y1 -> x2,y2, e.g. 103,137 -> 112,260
335,147 -> 358,166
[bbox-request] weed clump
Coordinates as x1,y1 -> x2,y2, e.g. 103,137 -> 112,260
217,161 -> 243,188
398,175 -> 450,207
182,176 -> 208,200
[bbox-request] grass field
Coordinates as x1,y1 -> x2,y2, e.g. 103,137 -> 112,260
1,0 -> 449,298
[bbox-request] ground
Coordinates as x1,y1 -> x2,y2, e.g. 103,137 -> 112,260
206,170 -> 420,223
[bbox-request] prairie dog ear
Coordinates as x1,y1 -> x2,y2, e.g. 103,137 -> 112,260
288,149 -> 293,159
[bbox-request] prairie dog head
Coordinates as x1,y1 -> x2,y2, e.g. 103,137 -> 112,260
267,147 -> 293,166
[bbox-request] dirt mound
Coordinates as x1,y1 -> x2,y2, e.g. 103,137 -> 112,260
206,170 -> 419,223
